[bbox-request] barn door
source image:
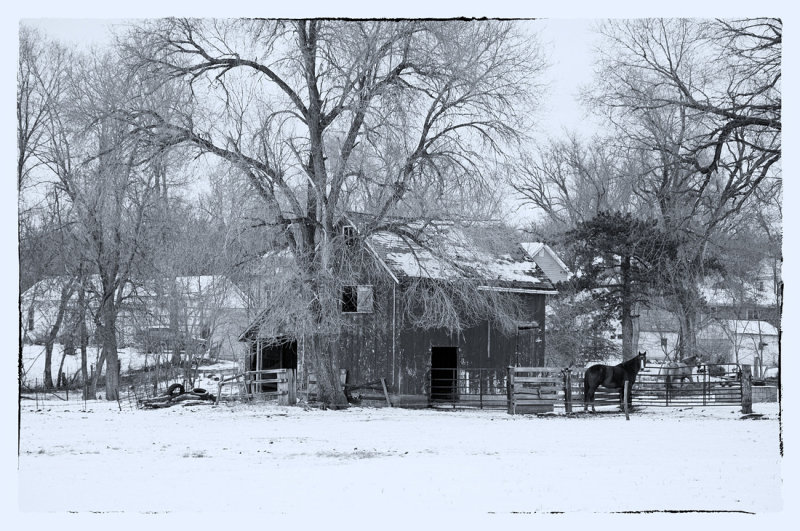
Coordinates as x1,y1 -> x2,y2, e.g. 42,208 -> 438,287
431,346 -> 458,401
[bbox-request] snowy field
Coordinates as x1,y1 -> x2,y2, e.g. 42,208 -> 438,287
17,397 -> 783,518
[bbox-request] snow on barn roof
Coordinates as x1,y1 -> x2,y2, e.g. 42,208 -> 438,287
367,224 -> 556,293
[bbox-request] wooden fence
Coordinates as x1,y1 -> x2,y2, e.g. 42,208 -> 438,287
216,368 -> 296,405
507,367 -> 563,414
506,364 -> 761,415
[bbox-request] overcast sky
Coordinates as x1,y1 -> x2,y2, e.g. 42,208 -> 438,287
24,17 -> 603,139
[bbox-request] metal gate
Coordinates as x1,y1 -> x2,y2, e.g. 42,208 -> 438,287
565,364 -> 744,409
429,367 -> 509,409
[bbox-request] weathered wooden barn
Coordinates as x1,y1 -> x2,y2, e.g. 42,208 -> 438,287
239,222 -> 566,406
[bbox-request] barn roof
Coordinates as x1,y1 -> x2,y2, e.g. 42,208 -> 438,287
366,223 -> 557,293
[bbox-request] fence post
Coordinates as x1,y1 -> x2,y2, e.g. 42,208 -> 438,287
563,370 -> 572,414
623,380 -> 630,421
278,369 -> 287,405
479,369 -> 484,410
741,364 -> 753,414
288,369 -> 296,405
507,366 -> 515,415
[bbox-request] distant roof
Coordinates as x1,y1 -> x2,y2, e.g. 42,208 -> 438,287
21,275 -> 248,309
520,242 -> 569,271
722,320 -> 778,336
367,225 -> 556,293
700,282 -> 777,307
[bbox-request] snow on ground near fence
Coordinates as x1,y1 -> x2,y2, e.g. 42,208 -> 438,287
18,399 -> 782,514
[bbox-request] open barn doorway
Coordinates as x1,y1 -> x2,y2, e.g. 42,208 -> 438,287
248,338 -> 297,392
431,346 -> 458,401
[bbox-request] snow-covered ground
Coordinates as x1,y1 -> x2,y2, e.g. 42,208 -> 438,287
17,397 -> 783,516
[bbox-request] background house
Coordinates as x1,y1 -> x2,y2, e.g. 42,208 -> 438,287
21,275 -> 250,361
637,260 -> 780,376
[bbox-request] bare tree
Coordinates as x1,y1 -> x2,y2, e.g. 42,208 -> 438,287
585,18 -> 781,360
122,19 -> 545,404
34,48 -> 165,400
17,26 -> 71,194
512,134 -> 642,232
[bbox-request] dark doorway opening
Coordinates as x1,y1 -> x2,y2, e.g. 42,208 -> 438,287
431,346 -> 458,401
248,338 -> 297,392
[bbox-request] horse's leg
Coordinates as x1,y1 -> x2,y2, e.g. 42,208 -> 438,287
627,380 -> 635,408
584,378 -> 589,412
584,383 -> 596,413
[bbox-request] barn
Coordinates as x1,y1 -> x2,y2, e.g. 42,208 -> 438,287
239,221 -> 566,407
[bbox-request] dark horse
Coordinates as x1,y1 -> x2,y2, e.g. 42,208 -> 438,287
584,352 -> 647,413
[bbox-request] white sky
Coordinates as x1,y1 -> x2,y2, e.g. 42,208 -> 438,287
23,17 -> 601,137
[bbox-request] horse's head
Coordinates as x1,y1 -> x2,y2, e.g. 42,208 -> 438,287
637,351 -> 647,370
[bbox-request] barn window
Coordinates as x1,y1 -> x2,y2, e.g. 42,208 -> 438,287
342,285 -> 373,313
343,225 -> 357,246
27,307 -> 34,331
660,337 -> 668,348
746,308 -> 760,320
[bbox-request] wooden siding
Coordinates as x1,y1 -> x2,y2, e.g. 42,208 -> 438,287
330,286 -> 546,397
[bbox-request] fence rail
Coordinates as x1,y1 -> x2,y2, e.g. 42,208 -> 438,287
216,368 -> 296,405
429,368 -> 509,409
427,364 -> 758,413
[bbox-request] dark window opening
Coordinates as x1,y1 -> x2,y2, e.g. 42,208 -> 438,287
343,225 -> 357,246
342,286 -> 358,313
27,308 -> 34,331
342,285 -> 373,313
661,337 -> 668,348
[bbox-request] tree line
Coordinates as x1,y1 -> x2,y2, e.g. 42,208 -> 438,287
18,18 -> 780,402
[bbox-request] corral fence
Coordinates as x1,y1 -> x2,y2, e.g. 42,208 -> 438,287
426,364 -> 770,414
429,367 -> 510,410
506,364 -> 767,414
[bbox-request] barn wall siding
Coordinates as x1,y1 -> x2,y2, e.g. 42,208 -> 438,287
326,287 -> 547,397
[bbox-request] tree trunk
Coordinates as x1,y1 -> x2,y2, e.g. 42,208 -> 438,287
42,284 -> 73,390
620,255 -> 633,360
307,334 -> 348,406
100,305 -> 121,401
632,302 -> 640,355
678,308 -> 698,361
43,341 -> 56,390
79,287 -> 90,399
89,347 -> 106,399
56,346 -> 69,389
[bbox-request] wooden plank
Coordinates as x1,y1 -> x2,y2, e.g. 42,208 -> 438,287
380,378 -> 392,407
515,404 -> 554,413
514,376 -> 564,384
514,384 -> 560,392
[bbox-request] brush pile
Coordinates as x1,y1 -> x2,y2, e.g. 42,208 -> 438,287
138,383 -> 216,409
